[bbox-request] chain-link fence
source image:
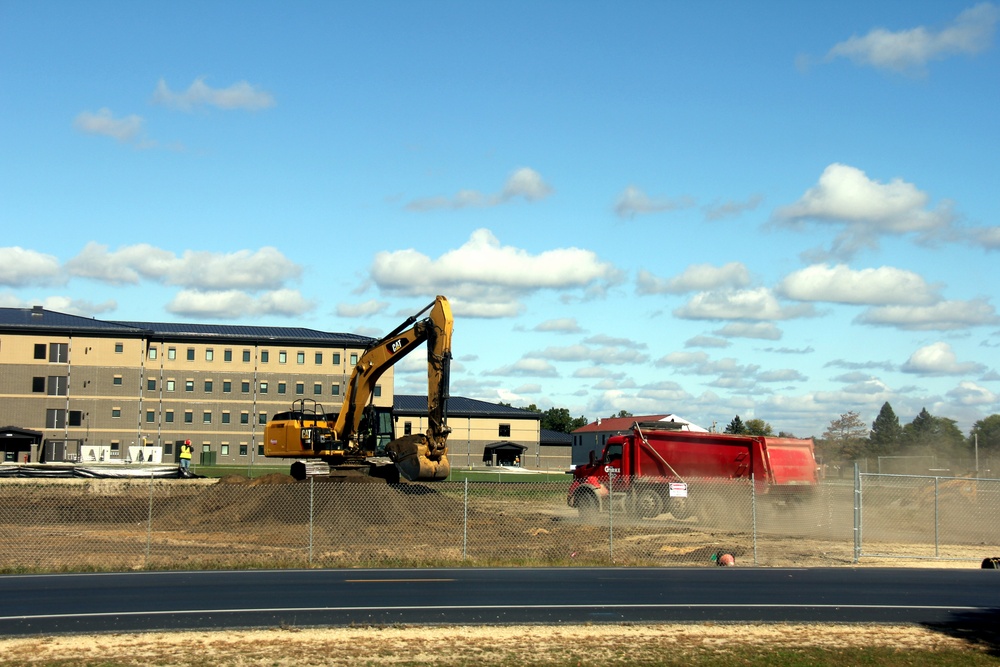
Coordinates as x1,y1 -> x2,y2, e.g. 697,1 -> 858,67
0,472 -> 995,573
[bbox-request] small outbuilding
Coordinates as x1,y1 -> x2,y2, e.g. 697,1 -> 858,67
481,442 -> 527,467
0,426 -> 43,463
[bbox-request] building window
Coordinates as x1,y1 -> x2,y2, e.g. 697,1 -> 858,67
331,384 -> 340,396
34,343 -> 46,359
46,409 -> 67,428
404,422 -> 412,436
166,380 -> 175,392
110,442 -> 120,452
168,347 -> 176,360
32,377 -> 44,392
115,343 -> 123,353
47,376 -> 68,396
164,442 -> 174,455
184,411 -> 193,424
315,352 -> 323,364
240,412 -> 249,425
242,350 -> 251,363
221,444 -> 229,456
147,379 -> 156,391
278,382 -> 286,394
204,380 -> 213,392
279,351 -> 287,364
148,347 -> 157,360
313,383 -> 322,395
185,380 -> 194,392
165,411 -> 174,423
222,412 -> 231,424
499,424 -> 511,437
241,381 -> 250,393
374,385 -> 381,398
186,348 -> 195,361
259,381 -> 268,394
113,376 -> 123,386
239,444 -> 248,456
332,353 -> 341,365
111,408 -> 122,419
223,381 -> 232,393
69,411 -> 82,427
203,411 -> 212,424
295,383 -> 304,395
146,411 -> 155,423
48,343 -> 68,363
350,353 -> 358,365
206,348 -> 214,362
258,413 -> 267,425
224,349 -> 232,362
258,444 -> 265,456
201,444 -> 210,454
261,350 -> 269,363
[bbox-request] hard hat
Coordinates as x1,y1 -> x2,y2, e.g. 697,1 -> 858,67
185,439 -> 191,445
718,553 -> 736,566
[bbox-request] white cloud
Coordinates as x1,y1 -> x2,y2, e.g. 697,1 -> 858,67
713,322 -> 783,340
971,226 -> 1000,250
757,369 -> 808,382
405,168 -> 552,211
487,357 -> 559,377
0,247 -> 63,286
826,3 -> 1000,72
533,344 -> 649,366
614,185 -> 695,218
684,335 -> 731,348
65,243 -> 301,290
73,108 -> 145,143
637,262 -> 750,295
947,381 -> 998,406
534,318 -> 583,334
674,288 -> 816,321
166,288 -> 314,319
856,298 -> 999,331
370,228 -> 621,318
0,294 -> 117,316
777,263 -> 939,305
901,342 -> 985,375
336,300 -> 389,318
703,195 -> 763,221
152,77 -> 275,111
773,163 -> 955,259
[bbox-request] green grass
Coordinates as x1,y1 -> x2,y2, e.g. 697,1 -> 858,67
192,464 -> 571,483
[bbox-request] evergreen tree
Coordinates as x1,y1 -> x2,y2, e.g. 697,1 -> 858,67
901,407 -> 966,458
969,414 -> 1000,454
869,402 -> 901,456
724,416 -> 746,434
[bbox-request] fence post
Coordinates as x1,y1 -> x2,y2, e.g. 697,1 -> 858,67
145,472 -> 154,568
751,474 -> 758,566
463,478 -> 468,561
608,471 -> 615,563
934,476 -> 940,559
308,476 -> 314,566
853,462 -> 861,563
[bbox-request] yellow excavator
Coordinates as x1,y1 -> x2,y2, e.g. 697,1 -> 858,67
263,295 -> 453,483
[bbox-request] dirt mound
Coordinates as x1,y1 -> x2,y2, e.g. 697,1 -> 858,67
216,475 -> 250,485
248,473 -> 297,486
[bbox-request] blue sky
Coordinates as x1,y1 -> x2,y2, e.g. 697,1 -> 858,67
1,1 -> 998,438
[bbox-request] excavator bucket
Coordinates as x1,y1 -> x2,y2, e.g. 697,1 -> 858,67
386,434 -> 451,482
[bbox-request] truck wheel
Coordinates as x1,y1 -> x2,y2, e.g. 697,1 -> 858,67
667,497 -> 692,520
633,488 -> 663,518
576,491 -> 600,522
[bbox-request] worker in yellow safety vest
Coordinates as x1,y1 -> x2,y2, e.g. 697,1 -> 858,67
179,439 -> 193,471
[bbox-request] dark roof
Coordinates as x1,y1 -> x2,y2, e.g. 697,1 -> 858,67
483,442 -> 527,452
0,306 -> 374,347
540,428 -> 572,446
394,395 -> 543,420
573,415 -> 670,434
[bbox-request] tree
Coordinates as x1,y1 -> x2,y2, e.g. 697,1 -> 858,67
744,418 -> 774,436
969,414 -> 1000,454
901,407 -> 965,457
612,410 -> 633,418
541,407 -> 588,434
822,411 -> 869,460
724,416 -> 746,435
869,402 -> 901,456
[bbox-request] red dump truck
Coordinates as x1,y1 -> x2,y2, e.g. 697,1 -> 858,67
567,421 -> 819,521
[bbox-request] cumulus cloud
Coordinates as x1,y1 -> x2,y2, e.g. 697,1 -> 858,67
166,288 -> 314,319
971,226 -> 1000,250
713,322 -> 784,340
532,344 -> 649,366
826,3 -> 1000,72
534,318 -> 583,334
901,341 -> 985,375
336,300 -> 389,318
614,186 -> 695,219
703,195 -> 763,221
65,243 -> 302,290
757,369 -> 808,383
0,294 -> 117,317
855,298 -> 999,331
685,335 -> 731,349
152,77 -> 276,111
773,163 -> 955,259
637,262 -> 750,295
674,288 -> 816,321
405,168 -> 552,211
0,247 -> 63,286
370,228 -> 621,318
487,357 -> 559,377
73,108 -> 145,144
777,263 -> 939,305
946,381 -> 998,406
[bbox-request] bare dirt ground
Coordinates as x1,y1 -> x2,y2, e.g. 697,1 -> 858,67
0,623 -> 991,666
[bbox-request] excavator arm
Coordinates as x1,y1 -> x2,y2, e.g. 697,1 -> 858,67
263,295 -> 453,482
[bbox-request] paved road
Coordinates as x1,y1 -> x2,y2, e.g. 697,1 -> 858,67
1,567 -> 998,636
